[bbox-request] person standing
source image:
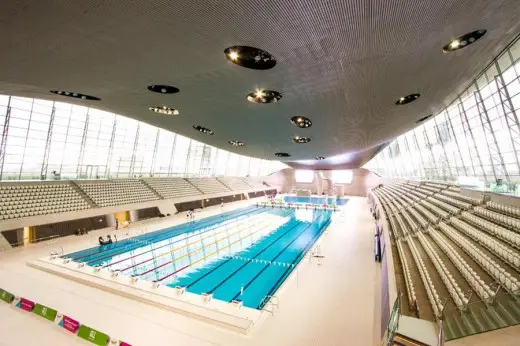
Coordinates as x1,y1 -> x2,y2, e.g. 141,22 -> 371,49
220,201 -> 224,213
115,218 -> 119,230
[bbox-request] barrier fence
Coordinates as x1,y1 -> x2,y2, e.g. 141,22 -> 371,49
0,286 -> 131,346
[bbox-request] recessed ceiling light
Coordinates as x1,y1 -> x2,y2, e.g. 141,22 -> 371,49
395,93 -> 420,105
192,125 -> 214,135
416,114 -> 432,123
224,46 -> 276,70
275,152 -> 291,157
50,90 -> 100,101
228,140 -> 245,147
443,30 -> 486,53
247,90 -> 282,104
290,116 -> 312,128
147,85 -> 180,94
315,156 -> 325,160
292,136 -> 311,144
148,106 -> 179,115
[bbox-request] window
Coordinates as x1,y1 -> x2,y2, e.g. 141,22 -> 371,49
295,170 -> 314,183
332,170 -> 353,184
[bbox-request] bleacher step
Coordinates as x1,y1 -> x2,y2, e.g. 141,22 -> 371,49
69,181 -> 98,208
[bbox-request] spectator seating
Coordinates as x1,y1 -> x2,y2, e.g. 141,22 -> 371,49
77,179 -> 158,207
396,240 -> 417,309
0,183 -> 90,220
372,181 -> 520,327
142,178 -> 202,199
242,177 -> 267,189
216,177 -> 251,191
187,178 -> 231,195
487,201 -> 520,218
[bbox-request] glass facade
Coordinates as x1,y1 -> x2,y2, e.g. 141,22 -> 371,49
0,95 -> 286,180
364,37 -> 520,193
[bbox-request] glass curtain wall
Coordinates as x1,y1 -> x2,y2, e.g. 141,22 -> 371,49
0,95 -> 286,180
364,36 -> 520,193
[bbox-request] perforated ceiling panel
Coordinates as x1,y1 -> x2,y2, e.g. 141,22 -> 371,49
0,1 -> 519,168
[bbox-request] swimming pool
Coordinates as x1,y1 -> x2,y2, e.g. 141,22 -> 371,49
283,195 -> 348,205
64,206 -> 332,309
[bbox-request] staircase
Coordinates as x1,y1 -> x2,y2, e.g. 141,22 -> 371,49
69,181 -> 98,208
443,294 -> 520,340
185,178 -> 203,194
140,179 -> 164,199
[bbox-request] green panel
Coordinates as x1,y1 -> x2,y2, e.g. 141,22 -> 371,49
32,303 -> 58,322
0,288 -> 14,304
77,325 -> 110,346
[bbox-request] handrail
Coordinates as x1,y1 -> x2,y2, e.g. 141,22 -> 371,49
437,320 -> 444,346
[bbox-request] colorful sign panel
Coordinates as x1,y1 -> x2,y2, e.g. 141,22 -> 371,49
58,315 -> 81,334
17,297 -> 35,312
33,303 -> 58,322
0,288 -> 14,304
77,325 -> 110,346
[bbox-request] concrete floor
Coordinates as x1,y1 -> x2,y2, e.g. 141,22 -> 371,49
0,197 -> 380,346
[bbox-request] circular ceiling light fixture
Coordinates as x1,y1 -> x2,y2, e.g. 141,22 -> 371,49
315,156 -> 325,160
228,140 -> 245,147
50,90 -> 100,101
224,46 -> 277,70
395,93 -> 420,105
416,114 -> 433,124
443,30 -> 487,53
292,136 -> 311,144
148,106 -> 180,115
247,89 -> 282,104
275,152 -> 291,157
290,116 -> 312,128
193,125 -> 214,135
147,85 -> 180,94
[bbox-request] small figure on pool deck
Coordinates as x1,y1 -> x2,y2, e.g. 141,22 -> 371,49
220,201 -> 224,213
98,236 -> 105,245
115,218 -> 119,230
190,209 -> 195,221
106,234 -> 113,244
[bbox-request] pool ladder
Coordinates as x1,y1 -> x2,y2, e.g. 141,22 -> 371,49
260,295 -> 279,315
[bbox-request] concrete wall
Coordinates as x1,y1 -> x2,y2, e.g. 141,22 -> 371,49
264,168 -> 382,197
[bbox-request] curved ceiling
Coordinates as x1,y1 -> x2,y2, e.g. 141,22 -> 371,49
0,1 -> 519,168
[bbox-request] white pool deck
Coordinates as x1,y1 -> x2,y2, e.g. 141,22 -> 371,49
0,196 -> 381,346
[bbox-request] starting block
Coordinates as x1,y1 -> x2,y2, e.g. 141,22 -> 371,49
175,286 -> 186,296
231,299 -> 243,309
202,292 -> 213,303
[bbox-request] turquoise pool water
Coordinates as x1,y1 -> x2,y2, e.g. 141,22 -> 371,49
64,206 -> 332,309
283,195 -> 348,205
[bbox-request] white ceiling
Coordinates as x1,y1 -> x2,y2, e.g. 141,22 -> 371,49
0,1 -> 519,168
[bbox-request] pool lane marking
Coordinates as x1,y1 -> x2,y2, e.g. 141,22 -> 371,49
155,210 -> 295,282
84,207 -> 264,265
104,209 -> 269,269
256,215 -> 332,309
208,212 -> 326,297
89,207 -> 261,264
119,212 -> 274,273
237,213 -> 332,304
71,206 -> 259,261
138,213 -> 289,278
183,216 -> 309,291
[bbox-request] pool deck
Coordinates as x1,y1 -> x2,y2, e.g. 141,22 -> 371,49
0,196 -> 381,345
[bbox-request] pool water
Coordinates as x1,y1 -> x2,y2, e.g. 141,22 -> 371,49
283,195 -> 348,205
64,205 -> 332,309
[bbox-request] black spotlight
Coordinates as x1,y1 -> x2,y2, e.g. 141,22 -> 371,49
224,46 -> 276,70
247,90 -> 282,104
193,125 -> 214,135
395,94 -> 420,105
290,116 -> 312,128
147,85 -> 180,94
275,152 -> 291,157
443,30 -> 487,53
50,90 -> 100,101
